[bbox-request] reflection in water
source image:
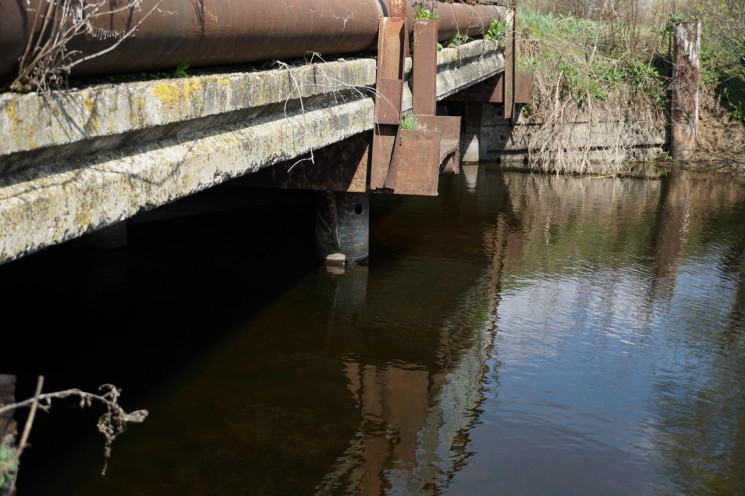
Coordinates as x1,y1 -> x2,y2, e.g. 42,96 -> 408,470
3,168 -> 745,495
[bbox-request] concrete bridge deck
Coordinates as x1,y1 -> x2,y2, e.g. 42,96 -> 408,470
0,40 -> 505,264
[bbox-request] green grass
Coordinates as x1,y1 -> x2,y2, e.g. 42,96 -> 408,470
415,7 -> 438,21
400,114 -> 421,130
521,9 -> 745,122
0,439 -> 18,492
485,19 -> 508,43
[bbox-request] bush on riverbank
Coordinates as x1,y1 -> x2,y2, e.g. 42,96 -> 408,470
514,1 -> 745,172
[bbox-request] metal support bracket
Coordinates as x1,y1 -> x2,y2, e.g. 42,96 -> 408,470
370,16 -> 462,196
370,16 -> 406,190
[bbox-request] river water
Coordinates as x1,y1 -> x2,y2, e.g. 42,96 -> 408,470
3,166 -> 745,495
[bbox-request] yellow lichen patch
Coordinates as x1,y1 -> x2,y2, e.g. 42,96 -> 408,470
4,99 -> 18,123
181,78 -> 203,101
153,79 -> 203,116
84,93 -> 93,113
2,99 -> 35,150
152,82 -> 182,107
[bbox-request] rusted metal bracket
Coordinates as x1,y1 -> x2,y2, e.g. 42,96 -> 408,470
370,16 -> 462,196
370,15 -> 406,190
410,19 -> 461,177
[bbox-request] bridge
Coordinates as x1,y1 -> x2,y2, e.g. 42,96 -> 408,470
0,0 -> 532,265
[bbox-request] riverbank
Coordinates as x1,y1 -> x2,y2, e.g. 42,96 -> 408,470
511,9 -> 745,174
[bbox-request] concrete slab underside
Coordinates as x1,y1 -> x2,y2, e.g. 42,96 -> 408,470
0,41 -> 504,263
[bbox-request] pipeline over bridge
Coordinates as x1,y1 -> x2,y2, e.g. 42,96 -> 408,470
0,0 -> 532,264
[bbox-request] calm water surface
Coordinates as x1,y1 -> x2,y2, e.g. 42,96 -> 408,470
3,167 -> 745,495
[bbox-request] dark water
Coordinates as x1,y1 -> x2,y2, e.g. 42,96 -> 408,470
2,167 -> 745,495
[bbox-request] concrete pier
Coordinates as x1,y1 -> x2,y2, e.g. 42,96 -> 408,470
462,103 -> 483,163
316,192 -> 370,263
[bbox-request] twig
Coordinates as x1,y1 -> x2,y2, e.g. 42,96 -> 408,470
0,382 -> 147,480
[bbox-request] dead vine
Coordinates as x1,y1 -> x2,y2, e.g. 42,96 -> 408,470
0,375 -> 147,493
11,0 -> 163,93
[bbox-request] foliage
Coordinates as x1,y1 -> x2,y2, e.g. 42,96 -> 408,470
173,58 -> 190,78
446,32 -> 470,48
692,8 -> 745,123
559,62 -> 608,102
518,2 -> 745,169
485,19 -> 509,43
401,114 -> 421,130
0,438 -> 18,492
415,7 -> 439,21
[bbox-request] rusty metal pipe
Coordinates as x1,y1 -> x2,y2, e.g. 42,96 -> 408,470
0,0 -> 504,81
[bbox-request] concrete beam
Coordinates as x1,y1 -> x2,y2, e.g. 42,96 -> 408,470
0,40 -> 504,264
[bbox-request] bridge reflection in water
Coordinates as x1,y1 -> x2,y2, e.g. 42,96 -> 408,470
4,167 -> 745,495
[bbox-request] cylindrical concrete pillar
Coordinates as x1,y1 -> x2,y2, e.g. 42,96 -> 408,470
315,191 -> 369,263
462,164 -> 479,191
462,102 -> 483,164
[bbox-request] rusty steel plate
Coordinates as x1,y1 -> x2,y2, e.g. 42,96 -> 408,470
390,129 -> 441,196
370,125 -> 398,190
390,0 -> 406,19
415,115 -> 461,174
412,21 -> 438,116
376,79 -> 404,125
371,16 -> 405,191
377,17 -> 405,80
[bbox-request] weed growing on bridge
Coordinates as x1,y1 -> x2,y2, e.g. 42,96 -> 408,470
416,6 -> 439,21
485,19 -> 509,44
173,58 -> 191,79
445,32 -> 471,48
401,114 -> 422,130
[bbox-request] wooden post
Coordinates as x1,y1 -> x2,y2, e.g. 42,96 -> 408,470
670,20 -> 701,161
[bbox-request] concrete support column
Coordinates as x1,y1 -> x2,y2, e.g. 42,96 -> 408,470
315,191 -> 369,264
670,20 -> 701,161
462,102 -> 482,164
462,164 -> 479,191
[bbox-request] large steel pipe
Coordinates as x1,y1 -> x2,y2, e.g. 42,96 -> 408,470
0,0 -> 504,81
